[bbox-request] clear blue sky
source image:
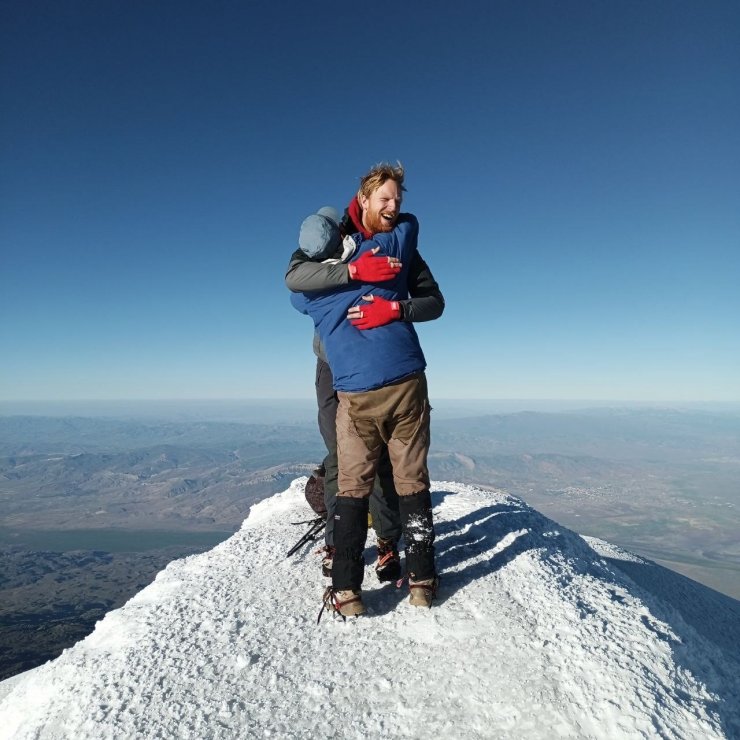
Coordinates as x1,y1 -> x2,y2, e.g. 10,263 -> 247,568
2,1 -> 738,402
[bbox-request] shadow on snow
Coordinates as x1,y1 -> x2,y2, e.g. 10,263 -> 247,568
421,488 -> 740,738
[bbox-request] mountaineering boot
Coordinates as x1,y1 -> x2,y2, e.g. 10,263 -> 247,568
409,577 -> 439,607
331,496 -> 370,608
375,537 -> 401,582
399,490 -> 437,607
321,587 -> 366,618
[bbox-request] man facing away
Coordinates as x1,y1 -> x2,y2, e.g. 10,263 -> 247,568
290,163 -> 442,616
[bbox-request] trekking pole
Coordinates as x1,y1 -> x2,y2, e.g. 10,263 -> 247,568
286,516 -> 326,557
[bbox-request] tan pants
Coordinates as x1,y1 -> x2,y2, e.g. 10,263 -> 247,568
336,372 -> 431,498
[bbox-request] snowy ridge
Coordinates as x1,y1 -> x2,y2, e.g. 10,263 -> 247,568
1,480 -> 738,739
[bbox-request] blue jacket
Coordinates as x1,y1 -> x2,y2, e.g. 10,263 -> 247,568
291,214 -> 427,392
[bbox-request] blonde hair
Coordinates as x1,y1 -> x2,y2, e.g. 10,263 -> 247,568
358,162 -> 407,200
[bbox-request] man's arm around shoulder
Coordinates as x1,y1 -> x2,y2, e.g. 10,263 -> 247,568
285,249 -> 351,293
400,251 -> 445,322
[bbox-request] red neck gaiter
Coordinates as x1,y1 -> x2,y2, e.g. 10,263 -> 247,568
347,197 -> 372,240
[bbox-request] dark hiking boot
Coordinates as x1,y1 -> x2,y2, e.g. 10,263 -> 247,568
375,537 -> 401,582
409,576 -> 439,608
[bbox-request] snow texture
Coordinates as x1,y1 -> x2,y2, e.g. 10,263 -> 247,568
1,480 -> 738,739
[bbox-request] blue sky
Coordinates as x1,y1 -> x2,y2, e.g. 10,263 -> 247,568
2,1 -> 738,402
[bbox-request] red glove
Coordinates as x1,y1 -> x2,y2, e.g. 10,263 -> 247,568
348,249 -> 402,282
349,296 -> 402,330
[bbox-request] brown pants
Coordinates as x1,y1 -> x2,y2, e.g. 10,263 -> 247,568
336,372 -> 431,498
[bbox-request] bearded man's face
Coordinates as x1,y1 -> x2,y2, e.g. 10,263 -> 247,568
360,179 -> 402,234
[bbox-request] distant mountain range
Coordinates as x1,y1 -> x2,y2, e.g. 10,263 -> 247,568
1,408 -> 738,685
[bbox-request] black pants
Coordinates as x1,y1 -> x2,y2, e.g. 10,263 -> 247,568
315,357 -> 402,547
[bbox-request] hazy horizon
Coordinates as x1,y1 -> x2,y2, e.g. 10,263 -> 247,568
2,406 -> 738,680
2,397 -> 739,413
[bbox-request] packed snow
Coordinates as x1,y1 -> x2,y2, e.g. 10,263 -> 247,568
1,480 -> 738,739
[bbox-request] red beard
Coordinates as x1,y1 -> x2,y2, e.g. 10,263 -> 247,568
363,208 -> 396,235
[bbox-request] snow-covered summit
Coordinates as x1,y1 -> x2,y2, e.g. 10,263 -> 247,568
1,480 -> 738,739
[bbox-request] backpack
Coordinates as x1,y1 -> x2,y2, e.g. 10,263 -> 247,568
304,464 -> 328,518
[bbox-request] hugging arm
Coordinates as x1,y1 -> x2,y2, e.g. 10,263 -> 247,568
285,249 -> 352,293
348,251 -> 445,329
398,252 -> 445,322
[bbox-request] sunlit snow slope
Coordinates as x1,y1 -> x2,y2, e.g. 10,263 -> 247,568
1,480 -> 738,739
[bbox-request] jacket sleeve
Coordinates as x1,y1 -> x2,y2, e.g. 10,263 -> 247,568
400,251 -> 445,323
284,249 -> 351,293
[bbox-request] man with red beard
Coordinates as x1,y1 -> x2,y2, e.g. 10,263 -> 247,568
287,163 -> 444,616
